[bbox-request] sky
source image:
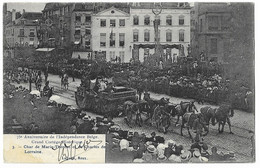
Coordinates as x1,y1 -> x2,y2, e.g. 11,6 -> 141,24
7,3 -> 46,13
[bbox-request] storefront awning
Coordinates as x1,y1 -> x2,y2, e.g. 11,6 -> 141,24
71,51 -> 92,60
134,44 -> 181,49
36,48 -> 55,52
29,41 -> 34,45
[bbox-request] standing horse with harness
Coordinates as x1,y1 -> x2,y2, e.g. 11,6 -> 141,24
200,104 -> 234,134
172,101 -> 198,126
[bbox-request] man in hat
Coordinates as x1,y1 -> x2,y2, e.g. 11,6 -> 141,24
180,150 -> 192,163
157,154 -> 167,162
208,146 -> 225,162
142,145 -> 157,162
43,81 -> 51,96
189,150 -> 203,163
164,140 -> 176,158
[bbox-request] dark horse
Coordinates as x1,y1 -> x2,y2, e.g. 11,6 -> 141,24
152,105 -> 172,134
123,101 -> 143,128
200,104 -> 234,134
200,106 -> 217,131
172,101 -> 198,126
215,104 -> 234,134
143,92 -> 170,122
181,113 -> 209,142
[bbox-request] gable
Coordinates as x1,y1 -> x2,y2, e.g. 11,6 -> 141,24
95,7 -> 129,17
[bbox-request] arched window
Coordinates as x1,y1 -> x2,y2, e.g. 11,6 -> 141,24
133,15 -> 139,25
133,29 -> 139,42
144,15 -> 150,25
166,29 -> 172,42
179,29 -> 185,42
166,15 -> 172,25
179,15 -> 185,25
144,29 -> 150,42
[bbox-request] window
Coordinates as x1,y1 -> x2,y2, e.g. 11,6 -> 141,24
166,16 -> 172,25
210,38 -> 218,54
75,16 -> 81,22
157,16 -> 161,25
110,51 -> 115,61
29,29 -> 35,36
144,48 -> 149,57
133,16 -> 139,25
119,33 -> 125,47
119,19 -> 125,27
19,29 -> 24,36
200,19 -> 203,32
85,39 -> 91,49
100,33 -> 106,47
221,16 -> 229,30
85,29 -> 91,35
29,38 -> 34,41
85,16 -> 91,22
144,16 -> 150,25
100,19 -> 106,27
144,30 -> 150,42
208,16 -> 219,31
20,37 -> 24,45
110,19 -> 116,27
119,51 -> 125,62
133,30 -> 139,42
166,31 -> 172,42
179,15 -> 184,25
75,30 -> 80,35
179,30 -> 184,42
110,33 -> 115,47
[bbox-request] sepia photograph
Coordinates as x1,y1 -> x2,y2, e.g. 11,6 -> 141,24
2,1 -> 255,164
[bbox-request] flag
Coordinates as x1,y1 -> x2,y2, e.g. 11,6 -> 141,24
109,29 -> 113,41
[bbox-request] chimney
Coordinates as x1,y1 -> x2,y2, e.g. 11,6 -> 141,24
11,9 -> 16,21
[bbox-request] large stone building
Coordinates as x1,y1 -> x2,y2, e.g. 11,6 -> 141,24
130,2 -> 191,62
4,9 -> 42,57
92,6 -> 131,62
90,2 -> 191,63
191,3 -> 231,63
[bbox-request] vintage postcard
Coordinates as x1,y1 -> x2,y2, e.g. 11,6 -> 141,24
2,1 -> 255,164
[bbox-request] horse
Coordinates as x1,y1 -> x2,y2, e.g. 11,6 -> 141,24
173,101 -> 198,126
151,105 -> 171,134
181,113 -> 209,142
61,74 -> 69,90
200,106 -> 217,131
123,101 -> 143,128
214,104 -> 234,134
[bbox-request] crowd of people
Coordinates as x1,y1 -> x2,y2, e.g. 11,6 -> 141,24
105,130 -> 235,163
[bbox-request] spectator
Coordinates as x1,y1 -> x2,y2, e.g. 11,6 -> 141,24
208,146 -> 225,162
164,140 -> 176,158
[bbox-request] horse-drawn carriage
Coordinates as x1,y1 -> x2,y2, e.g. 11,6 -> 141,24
75,85 -> 137,117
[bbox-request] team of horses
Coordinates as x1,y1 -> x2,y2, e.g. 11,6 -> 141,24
123,92 -> 235,142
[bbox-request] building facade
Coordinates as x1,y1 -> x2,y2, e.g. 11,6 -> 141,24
4,11 -> 42,57
130,3 -> 191,62
191,3 -> 231,63
70,3 -> 94,60
92,7 -> 131,62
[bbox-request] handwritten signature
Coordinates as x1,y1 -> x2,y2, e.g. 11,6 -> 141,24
51,139 -> 103,163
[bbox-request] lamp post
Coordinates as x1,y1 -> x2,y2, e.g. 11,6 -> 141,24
152,4 -> 163,67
